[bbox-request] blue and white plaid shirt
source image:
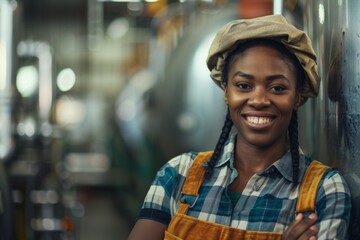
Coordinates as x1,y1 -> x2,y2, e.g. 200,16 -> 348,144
139,133 -> 351,239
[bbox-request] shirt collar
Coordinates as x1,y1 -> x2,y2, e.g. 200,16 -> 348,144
213,132 -> 307,182
272,151 -> 307,182
213,132 -> 236,167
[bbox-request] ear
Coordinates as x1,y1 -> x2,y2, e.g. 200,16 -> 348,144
294,92 -> 302,110
223,83 -> 229,105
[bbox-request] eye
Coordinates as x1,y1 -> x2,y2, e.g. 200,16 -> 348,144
270,85 -> 286,93
236,83 -> 252,90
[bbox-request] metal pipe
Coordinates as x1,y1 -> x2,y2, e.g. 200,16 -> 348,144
0,0 -> 15,161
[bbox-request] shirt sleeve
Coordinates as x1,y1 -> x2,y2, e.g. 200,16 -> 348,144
316,169 -> 352,239
137,153 -> 194,225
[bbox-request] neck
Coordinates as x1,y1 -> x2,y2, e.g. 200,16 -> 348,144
234,135 -> 288,174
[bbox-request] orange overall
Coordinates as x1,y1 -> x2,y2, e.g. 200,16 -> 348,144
165,151 -> 330,240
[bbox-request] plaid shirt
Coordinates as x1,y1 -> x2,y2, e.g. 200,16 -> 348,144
139,133 -> 351,239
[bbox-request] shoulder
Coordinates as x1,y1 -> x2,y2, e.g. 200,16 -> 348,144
301,156 -> 349,188
303,158 -> 350,194
159,152 -> 199,177
314,162 -> 351,219
312,164 -> 352,238
300,157 -> 351,206
152,152 -> 200,189
320,166 -> 351,197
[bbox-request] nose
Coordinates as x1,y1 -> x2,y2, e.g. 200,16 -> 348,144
247,87 -> 271,109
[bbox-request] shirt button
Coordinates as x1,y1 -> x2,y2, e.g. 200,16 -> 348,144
253,184 -> 260,191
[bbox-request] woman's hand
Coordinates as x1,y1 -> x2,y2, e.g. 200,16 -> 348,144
282,213 -> 318,240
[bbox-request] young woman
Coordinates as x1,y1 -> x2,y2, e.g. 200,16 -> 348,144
128,15 -> 351,240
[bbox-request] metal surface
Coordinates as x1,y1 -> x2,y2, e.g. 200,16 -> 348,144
148,7 -> 236,162
148,1 -> 360,236
0,0 -> 15,161
301,1 -> 360,238
0,2 -> 16,239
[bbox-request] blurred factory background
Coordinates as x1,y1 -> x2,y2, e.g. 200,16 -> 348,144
0,0 -> 359,239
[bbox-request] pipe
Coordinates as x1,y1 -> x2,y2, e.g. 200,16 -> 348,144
0,0 -> 16,161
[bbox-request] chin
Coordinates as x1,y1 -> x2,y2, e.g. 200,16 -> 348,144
240,133 -> 286,149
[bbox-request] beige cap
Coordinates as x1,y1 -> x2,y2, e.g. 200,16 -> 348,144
207,15 -> 319,105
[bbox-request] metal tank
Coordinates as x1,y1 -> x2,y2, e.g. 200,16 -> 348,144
148,6 -> 237,163
299,0 -> 360,238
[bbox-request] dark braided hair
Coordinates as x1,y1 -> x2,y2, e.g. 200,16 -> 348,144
205,38 -> 305,182
288,110 -> 300,184
205,108 -> 233,179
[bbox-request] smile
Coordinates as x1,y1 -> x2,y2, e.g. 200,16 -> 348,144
246,116 -> 273,125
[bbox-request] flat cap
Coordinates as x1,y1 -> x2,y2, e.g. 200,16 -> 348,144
207,15 -> 319,105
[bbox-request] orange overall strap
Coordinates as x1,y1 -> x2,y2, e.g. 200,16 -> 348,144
296,160 -> 330,213
178,151 -> 214,214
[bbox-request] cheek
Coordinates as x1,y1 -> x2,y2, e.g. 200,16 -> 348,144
226,89 -> 247,104
277,97 -> 297,115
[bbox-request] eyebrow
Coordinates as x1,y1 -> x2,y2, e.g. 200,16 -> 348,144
232,71 -> 290,82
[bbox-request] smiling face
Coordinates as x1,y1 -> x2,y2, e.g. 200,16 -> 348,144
224,44 -> 301,149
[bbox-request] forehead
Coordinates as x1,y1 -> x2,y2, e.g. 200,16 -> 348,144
230,45 -> 295,70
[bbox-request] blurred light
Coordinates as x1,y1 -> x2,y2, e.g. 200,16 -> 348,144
16,65 -> 39,97
65,153 -> 110,173
30,190 -> 59,204
17,41 -> 53,121
177,112 -> 197,132
69,201 -> 85,218
31,218 -> 62,231
0,42 -> 6,90
17,117 -> 36,137
319,3 -> 325,24
117,99 -> 136,121
40,121 -> 52,137
107,18 -> 129,39
57,68 -> 76,92
13,190 -> 24,203
192,34 -> 214,84
43,219 -> 56,231
55,96 -> 85,128
127,2 -> 144,15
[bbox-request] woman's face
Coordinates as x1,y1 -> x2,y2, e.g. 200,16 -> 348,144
224,45 -> 301,149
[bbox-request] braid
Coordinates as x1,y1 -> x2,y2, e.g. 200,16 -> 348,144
288,110 -> 300,184
205,109 -> 233,180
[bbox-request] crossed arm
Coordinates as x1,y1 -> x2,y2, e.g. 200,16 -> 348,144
128,213 -> 319,240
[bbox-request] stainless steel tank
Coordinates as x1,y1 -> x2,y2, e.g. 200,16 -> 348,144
300,0 -> 360,238
148,7 -> 237,163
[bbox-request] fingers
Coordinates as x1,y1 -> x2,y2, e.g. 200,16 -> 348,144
283,213 -> 318,240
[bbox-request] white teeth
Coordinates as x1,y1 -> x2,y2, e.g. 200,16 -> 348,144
247,116 -> 272,125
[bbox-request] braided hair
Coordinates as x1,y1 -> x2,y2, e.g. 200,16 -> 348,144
205,39 -> 305,183
288,110 -> 300,184
205,108 -> 233,179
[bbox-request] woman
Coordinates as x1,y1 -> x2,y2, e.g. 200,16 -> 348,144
128,15 -> 351,240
